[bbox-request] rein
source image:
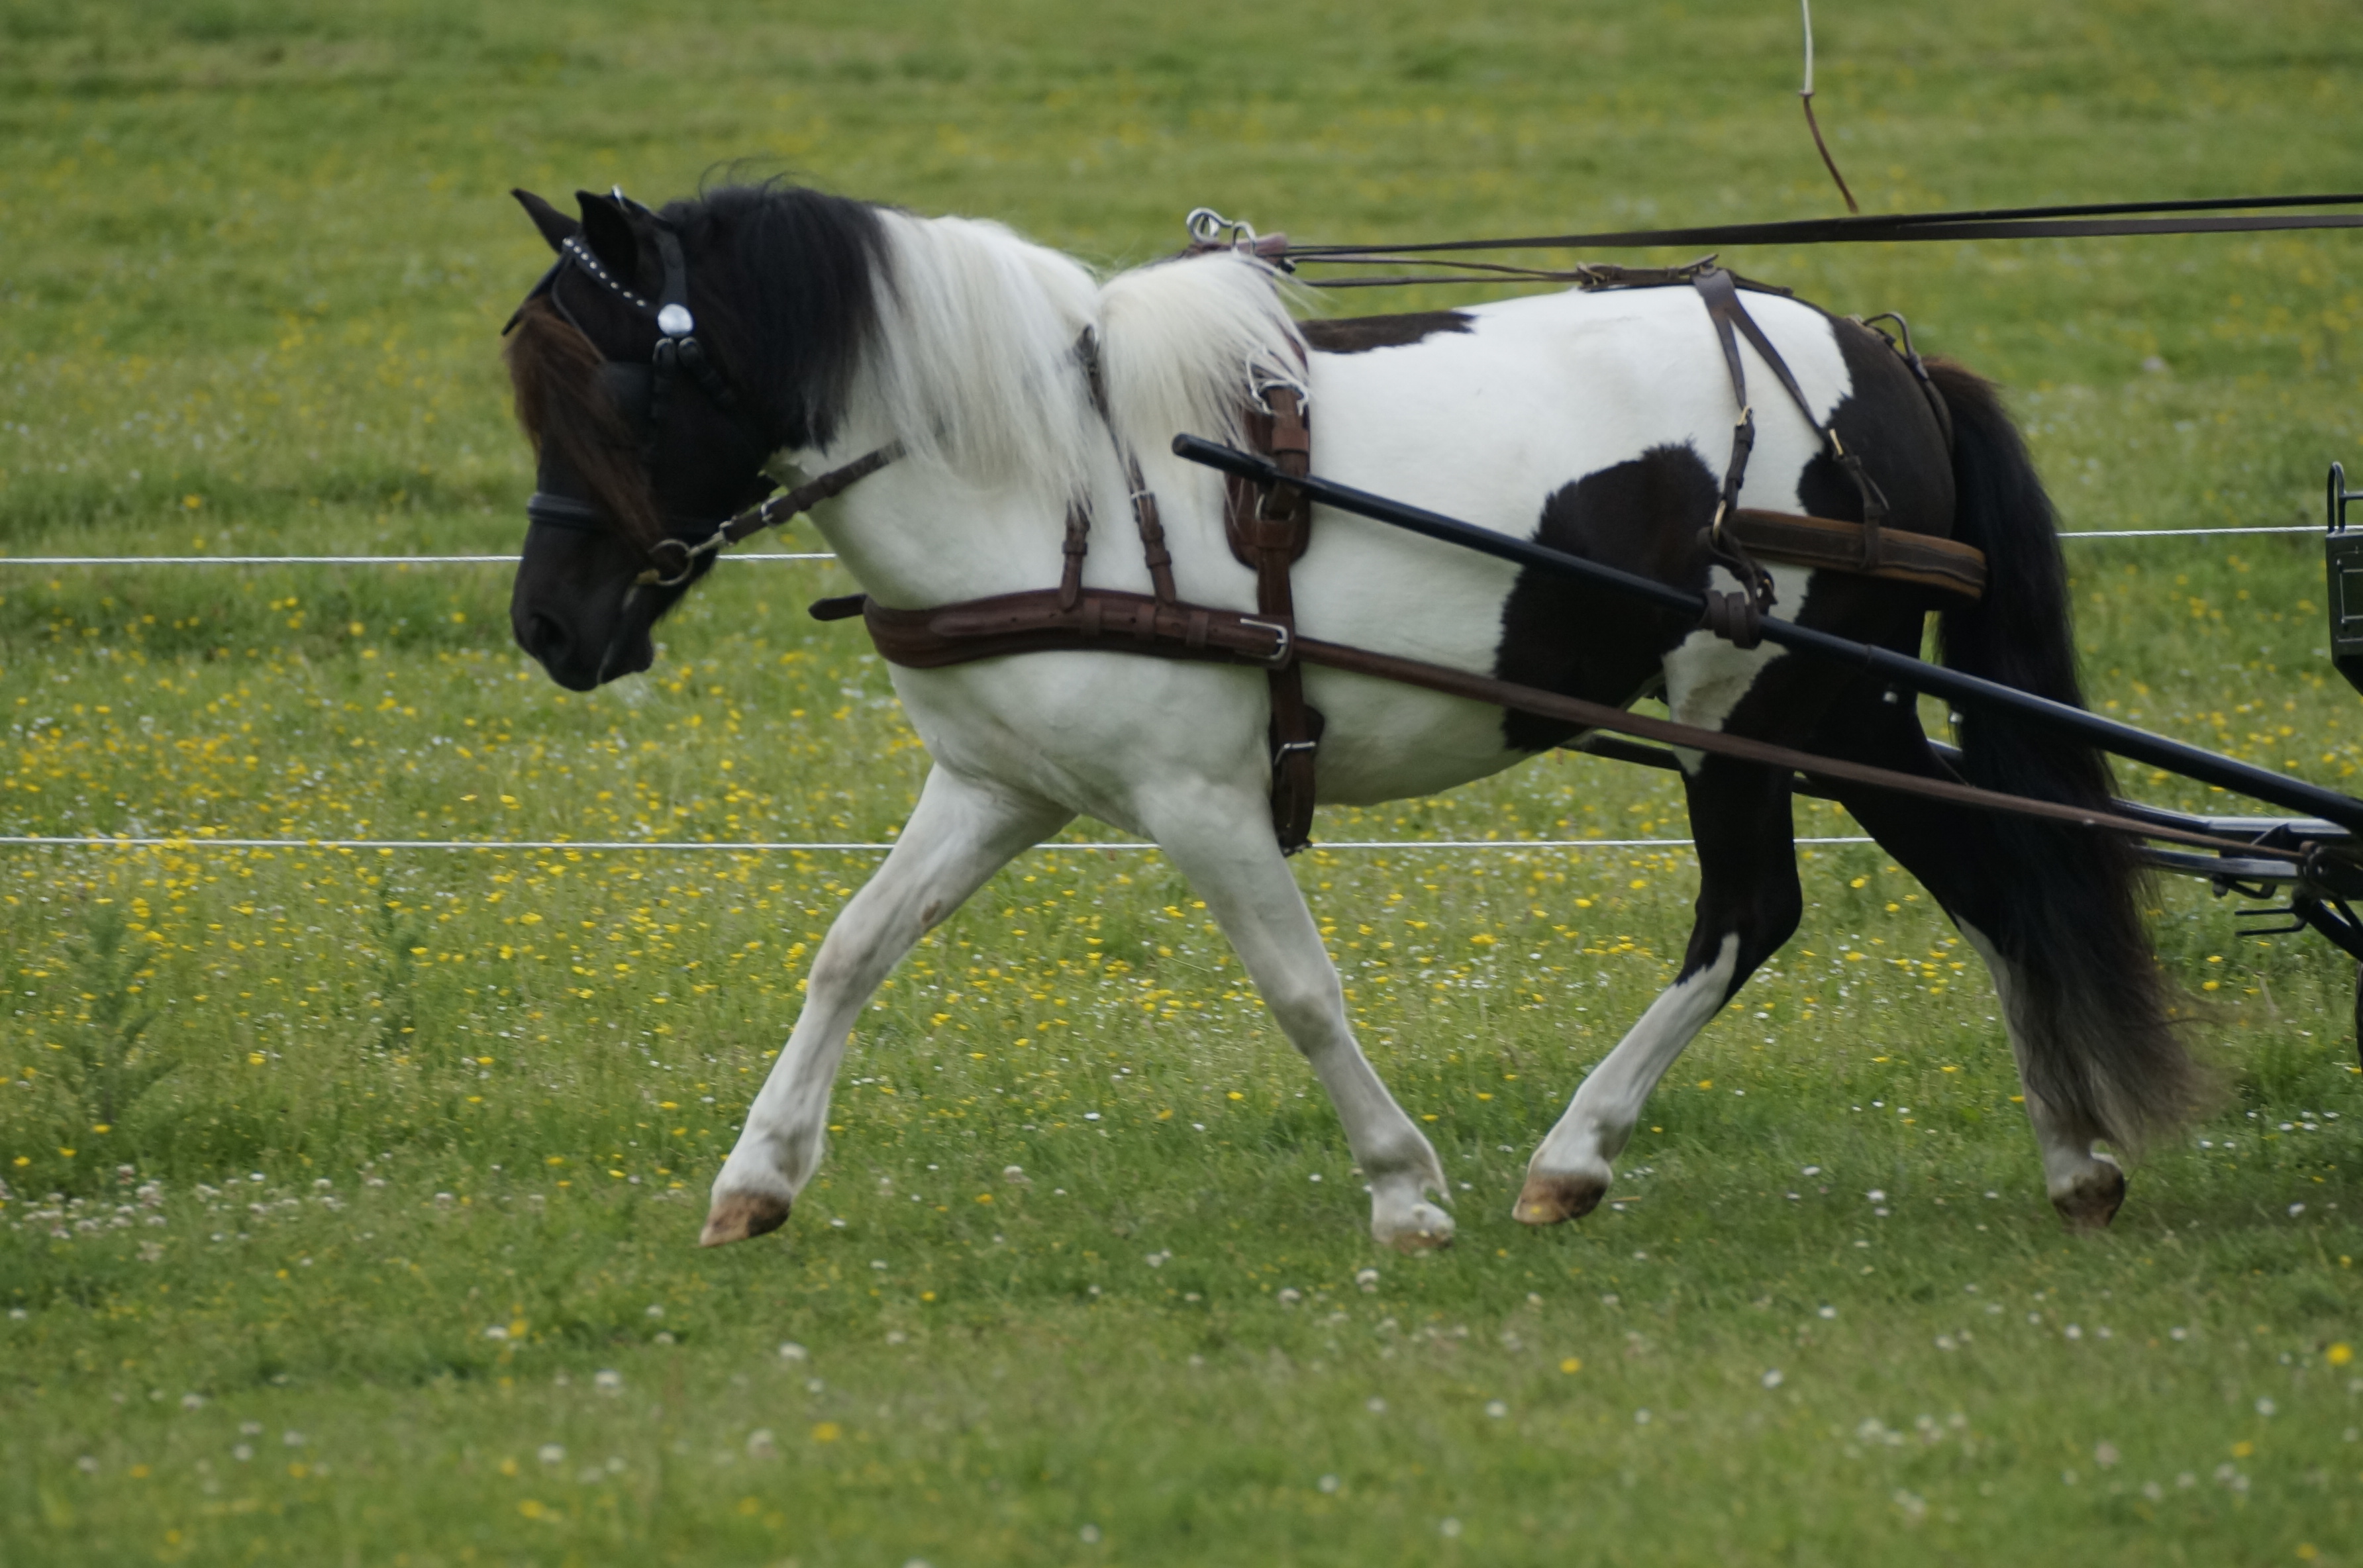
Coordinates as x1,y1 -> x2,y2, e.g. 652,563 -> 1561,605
1275,191 -> 2363,288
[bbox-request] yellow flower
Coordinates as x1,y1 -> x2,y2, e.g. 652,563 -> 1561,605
811,1422 -> 842,1443
1560,1357 -> 1582,1373
2330,1343 -> 2354,1367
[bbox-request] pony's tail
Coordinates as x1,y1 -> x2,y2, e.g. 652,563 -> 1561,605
1927,358 -> 2207,1153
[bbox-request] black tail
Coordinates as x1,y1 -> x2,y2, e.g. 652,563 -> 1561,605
1927,360 -> 2204,1152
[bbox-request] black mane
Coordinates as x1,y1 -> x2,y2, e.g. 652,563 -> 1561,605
652,181 -> 889,452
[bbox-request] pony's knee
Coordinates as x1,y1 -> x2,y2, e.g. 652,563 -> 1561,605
1259,966 -> 1346,1042
1690,870 -> 1801,997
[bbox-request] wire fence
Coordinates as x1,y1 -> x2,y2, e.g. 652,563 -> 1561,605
0,552 -> 835,566
0,524 -> 2323,569
0,834 -> 1878,854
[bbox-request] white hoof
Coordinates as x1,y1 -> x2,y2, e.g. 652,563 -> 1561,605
1374,1198 -> 1455,1253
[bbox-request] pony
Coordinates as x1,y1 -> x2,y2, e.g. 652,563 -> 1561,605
500,181 -> 2203,1252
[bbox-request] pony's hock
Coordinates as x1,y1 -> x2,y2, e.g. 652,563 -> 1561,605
501,181 -> 2356,1250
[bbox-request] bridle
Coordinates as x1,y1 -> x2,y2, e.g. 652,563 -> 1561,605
505,191 -> 897,588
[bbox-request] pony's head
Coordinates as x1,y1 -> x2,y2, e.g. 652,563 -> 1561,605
501,184 -> 883,689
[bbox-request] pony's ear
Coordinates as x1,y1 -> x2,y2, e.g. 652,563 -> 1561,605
574,189 -> 647,289
512,189 -> 579,253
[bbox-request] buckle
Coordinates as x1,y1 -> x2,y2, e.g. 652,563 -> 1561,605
1238,616 -> 1293,667
636,530 -> 723,589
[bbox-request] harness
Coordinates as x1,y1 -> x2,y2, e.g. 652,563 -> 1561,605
511,203 -> 1988,853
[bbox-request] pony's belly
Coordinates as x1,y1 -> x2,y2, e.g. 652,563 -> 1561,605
1297,669 -> 1531,805
888,651 -> 1537,831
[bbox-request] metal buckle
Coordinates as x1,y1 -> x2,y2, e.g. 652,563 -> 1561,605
1238,616 -> 1293,667
1274,738 -> 1318,758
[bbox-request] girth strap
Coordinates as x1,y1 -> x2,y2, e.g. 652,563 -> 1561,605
1225,383 -> 1324,855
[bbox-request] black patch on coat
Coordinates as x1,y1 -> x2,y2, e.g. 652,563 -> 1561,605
1790,317 -> 1956,539
1492,443 -> 1721,753
1301,311 -> 1474,354
1486,313 -> 1964,757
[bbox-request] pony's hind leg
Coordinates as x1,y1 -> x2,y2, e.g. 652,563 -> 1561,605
1517,757 -> 1800,1224
701,767 -> 1072,1246
1809,696 -> 2135,1230
1140,783 -> 1452,1252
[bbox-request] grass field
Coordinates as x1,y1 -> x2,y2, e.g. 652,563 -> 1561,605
5,1 -> 2363,1563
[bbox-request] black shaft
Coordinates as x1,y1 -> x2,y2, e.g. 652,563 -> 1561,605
1172,435 -> 2363,834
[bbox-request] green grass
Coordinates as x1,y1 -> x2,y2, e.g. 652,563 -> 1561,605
4,0 -> 2363,1563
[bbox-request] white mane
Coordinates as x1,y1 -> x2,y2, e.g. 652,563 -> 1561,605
852,211 -> 1304,503
1097,247 -> 1307,461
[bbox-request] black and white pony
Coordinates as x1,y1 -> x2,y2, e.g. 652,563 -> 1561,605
502,182 -> 2203,1251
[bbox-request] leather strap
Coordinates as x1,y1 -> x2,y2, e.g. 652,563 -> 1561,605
1691,268 -> 1904,624
1690,268 -> 1776,622
1223,383 -> 1323,854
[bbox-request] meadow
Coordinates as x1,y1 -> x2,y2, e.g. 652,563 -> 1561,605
3,0 -> 2361,1563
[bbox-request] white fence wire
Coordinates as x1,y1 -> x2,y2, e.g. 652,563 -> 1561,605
0,834 -> 1878,854
0,525 -> 2322,569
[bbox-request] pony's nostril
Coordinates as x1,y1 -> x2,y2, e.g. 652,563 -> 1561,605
527,613 -> 571,664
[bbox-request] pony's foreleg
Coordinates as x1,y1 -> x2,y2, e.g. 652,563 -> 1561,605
1518,759 -> 1799,1224
1143,787 -> 1453,1252
701,768 -> 1071,1246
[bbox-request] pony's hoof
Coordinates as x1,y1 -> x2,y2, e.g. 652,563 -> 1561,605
700,1191 -> 791,1247
1513,1171 -> 1607,1226
1375,1202 -> 1456,1253
2051,1163 -> 2127,1233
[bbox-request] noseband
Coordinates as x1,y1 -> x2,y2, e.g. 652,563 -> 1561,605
507,192 -> 895,587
